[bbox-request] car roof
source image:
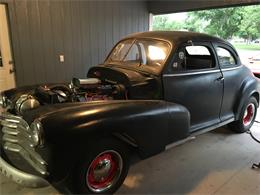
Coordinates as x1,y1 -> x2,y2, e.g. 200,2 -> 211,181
125,31 -> 228,46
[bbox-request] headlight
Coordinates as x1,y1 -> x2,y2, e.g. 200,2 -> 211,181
30,119 -> 44,147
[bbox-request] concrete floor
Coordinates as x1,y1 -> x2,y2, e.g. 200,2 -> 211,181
1,113 -> 260,195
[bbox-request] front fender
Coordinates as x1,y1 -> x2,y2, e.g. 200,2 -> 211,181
23,100 -> 190,182
24,100 -> 190,156
38,101 -> 188,154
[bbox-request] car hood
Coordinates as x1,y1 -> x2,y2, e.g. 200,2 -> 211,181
22,100 -> 140,124
22,101 -> 104,124
87,65 -> 153,86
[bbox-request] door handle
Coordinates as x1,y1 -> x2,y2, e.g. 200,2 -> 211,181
216,76 -> 224,82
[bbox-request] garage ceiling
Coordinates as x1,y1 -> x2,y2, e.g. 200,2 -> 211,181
148,0 -> 260,14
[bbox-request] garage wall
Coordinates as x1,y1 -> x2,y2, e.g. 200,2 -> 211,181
0,0 -> 149,86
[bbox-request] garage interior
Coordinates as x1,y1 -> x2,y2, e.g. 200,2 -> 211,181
0,0 -> 260,194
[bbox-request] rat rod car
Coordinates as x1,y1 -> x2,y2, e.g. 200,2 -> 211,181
0,31 -> 260,194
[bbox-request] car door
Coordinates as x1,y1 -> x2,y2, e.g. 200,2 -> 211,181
163,42 -> 224,133
213,43 -> 243,122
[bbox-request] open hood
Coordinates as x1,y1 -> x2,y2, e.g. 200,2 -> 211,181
87,65 -> 152,86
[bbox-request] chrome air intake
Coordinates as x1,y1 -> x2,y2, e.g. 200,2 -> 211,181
15,95 -> 40,115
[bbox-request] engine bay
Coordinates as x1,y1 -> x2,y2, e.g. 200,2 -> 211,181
14,78 -> 126,114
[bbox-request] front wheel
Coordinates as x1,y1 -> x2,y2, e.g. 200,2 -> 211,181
73,138 -> 130,194
229,97 -> 258,133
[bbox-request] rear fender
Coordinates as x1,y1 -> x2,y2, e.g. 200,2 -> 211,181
234,77 -> 260,120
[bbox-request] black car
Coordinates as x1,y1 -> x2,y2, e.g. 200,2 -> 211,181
0,31 -> 259,194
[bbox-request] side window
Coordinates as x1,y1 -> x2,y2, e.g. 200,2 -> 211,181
176,45 -> 215,71
216,47 -> 236,67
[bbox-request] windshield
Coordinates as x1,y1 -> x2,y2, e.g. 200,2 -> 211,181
105,39 -> 171,74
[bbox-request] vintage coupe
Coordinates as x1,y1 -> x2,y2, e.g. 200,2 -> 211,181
0,31 -> 260,194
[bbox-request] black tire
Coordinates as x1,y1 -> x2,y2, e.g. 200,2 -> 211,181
72,138 -> 130,194
229,97 -> 258,133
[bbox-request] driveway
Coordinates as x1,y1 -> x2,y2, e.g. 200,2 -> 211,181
237,49 -> 260,66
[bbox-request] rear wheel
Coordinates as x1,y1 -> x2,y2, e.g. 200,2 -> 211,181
73,138 -> 130,194
229,97 -> 258,133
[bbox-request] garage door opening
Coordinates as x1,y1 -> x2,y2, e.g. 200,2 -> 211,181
150,5 -> 260,70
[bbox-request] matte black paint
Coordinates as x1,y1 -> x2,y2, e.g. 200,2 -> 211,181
88,65 -> 162,99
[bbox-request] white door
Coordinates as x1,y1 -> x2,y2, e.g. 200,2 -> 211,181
0,4 -> 15,92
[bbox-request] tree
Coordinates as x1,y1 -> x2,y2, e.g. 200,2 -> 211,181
186,7 -> 244,39
152,15 -> 168,30
184,12 -> 206,33
237,6 -> 260,41
151,6 -> 260,41
152,15 -> 183,31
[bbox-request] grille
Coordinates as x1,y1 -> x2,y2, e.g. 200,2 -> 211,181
0,113 -> 48,175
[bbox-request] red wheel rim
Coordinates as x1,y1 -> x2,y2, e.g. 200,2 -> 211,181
86,150 -> 123,193
243,103 -> 255,126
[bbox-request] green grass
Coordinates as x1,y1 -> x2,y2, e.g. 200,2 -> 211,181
233,43 -> 260,51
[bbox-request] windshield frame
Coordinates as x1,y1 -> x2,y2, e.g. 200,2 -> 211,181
104,38 -> 173,75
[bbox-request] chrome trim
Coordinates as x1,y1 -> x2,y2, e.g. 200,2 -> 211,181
163,65 -> 242,77
166,136 -> 196,150
221,65 -> 242,72
163,69 -> 220,77
0,113 -> 48,176
3,143 -> 48,175
15,95 -> 40,115
113,132 -> 138,147
0,94 -> 7,108
0,93 -> 3,107
0,156 -> 49,188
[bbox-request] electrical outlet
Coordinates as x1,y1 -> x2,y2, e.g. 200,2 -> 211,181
59,55 -> 64,62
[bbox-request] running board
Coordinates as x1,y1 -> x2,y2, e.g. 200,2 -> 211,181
165,118 -> 234,150
165,136 -> 196,150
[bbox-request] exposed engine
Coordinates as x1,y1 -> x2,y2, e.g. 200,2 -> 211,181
14,78 -> 126,114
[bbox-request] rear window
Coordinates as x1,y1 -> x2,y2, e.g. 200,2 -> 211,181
216,47 -> 236,67
176,45 -> 215,71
